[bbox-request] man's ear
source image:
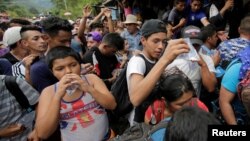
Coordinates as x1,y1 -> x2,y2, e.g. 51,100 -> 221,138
20,39 -> 28,47
141,36 -> 146,46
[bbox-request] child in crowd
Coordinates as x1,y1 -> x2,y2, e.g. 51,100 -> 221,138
35,46 -> 116,141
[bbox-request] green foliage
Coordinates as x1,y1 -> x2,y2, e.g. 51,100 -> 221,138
50,0 -> 102,20
0,0 -> 102,19
0,0 -> 42,18
6,5 -> 34,18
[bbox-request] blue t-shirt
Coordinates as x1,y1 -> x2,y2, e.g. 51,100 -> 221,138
186,9 -> 206,28
30,58 -> 58,93
221,61 -> 248,124
0,58 -> 12,75
150,117 -> 171,141
221,62 -> 241,93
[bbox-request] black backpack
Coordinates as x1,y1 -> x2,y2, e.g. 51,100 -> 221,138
108,54 -> 157,135
110,66 -> 132,117
110,54 -> 155,117
110,120 -> 169,141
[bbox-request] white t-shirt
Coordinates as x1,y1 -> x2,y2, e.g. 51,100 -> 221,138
166,52 -> 215,97
126,54 -> 155,126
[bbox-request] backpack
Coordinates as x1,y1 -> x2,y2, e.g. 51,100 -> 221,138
3,75 -> 37,130
110,66 -> 132,117
108,54 -> 157,135
4,75 -> 36,111
110,120 -> 169,141
110,54 -> 155,117
237,70 -> 250,118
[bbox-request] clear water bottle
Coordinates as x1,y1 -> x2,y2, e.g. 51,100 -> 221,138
66,84 -> 79,96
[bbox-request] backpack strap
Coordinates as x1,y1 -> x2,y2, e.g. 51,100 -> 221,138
134,54 -> 157,122
137,54 -> 155,76
148,119 -> 169,135
4,76 -> 33,111
225,58 -> 241,71
238,70 -> 250,101
146,119 -> 169,141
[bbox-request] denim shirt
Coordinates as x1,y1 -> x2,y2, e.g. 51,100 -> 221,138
121,29 -> 142,51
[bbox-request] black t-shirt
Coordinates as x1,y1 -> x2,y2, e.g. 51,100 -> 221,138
83,47 -> 119,79
82,47 -> 119,89
0,52 -> 19,65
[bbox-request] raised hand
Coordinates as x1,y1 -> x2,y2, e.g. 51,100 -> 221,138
161,38 -> 189,63
83,5 -> 92,18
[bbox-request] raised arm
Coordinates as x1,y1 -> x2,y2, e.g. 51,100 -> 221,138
35,76 -> 70,139
78,5 -> 92,43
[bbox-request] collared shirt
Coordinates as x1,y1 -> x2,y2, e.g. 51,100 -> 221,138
200,45 -> 216,56
121,29 -> 142,51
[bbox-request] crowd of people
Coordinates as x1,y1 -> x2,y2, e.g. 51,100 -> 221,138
1,0 -> 250,141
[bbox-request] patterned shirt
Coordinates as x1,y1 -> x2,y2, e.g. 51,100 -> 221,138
218,37 -> 250,68
0,75 -> 39,141
56,80 -> 109,141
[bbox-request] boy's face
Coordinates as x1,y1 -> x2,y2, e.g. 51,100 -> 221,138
208,32 -> 218,48
141,32 -> 168,60
87,38 -> 99,49
191,0 -> 202,12
176,2 -> 186,11
52,56 -> 81,80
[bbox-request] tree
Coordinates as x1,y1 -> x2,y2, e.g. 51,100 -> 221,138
50,0 -> 102,19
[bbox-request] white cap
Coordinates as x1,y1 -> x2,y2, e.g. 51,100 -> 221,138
3,26 -> 22,46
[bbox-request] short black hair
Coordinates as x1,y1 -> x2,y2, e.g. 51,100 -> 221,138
159,74 -> 195,103
9,18 -> 31,26
174,0 -> 185,5
166,107 -> 220,141
102,33 -> 124,51
41,16 -> 73,37
200,24 -> 217,42
45,46 -> 81,70
20,25 -> 42,39
89,22 -> 104,31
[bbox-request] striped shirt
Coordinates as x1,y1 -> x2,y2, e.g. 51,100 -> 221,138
0,75 -> 39,141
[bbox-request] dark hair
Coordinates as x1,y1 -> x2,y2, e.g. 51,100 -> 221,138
45,46 -> 81,70
200,24 -> 217,42
174,0 -> 185,5
41,16 -> 73,37
89,22 -> 104,31
0,22 -> 9,31
102,33 -> 124,51
9,18 -> 31,26
166,106 -> 220,141
191,0 -> 203,3
9,42 -> 18,50
159,74 -> 195,103
20,25 -> 42,39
